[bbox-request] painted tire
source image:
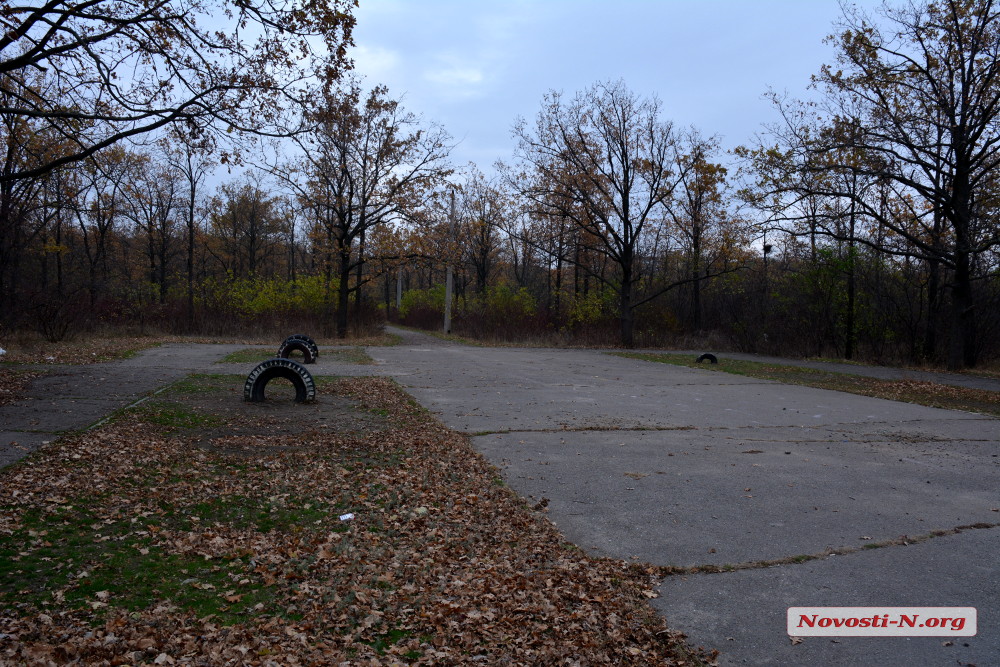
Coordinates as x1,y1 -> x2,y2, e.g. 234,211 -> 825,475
696,353 -> 718,364
279,334 -> 319,362
277,339 -> 316,364
244,358 -> 316,403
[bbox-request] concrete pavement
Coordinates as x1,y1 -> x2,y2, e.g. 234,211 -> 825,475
370,327 -> 999,666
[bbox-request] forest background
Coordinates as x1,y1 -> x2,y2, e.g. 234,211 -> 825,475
2,0 -> 1000,371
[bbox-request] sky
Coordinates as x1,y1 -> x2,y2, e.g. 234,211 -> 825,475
348,0 -> 883,175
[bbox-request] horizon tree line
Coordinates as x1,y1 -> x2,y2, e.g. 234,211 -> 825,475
1,0 -> 999,368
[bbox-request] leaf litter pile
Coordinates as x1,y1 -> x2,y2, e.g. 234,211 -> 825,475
0,375 -> 713,665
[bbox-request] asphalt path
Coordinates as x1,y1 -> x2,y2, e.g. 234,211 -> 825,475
0,344 -> 245,468
370,327 -> 1000,667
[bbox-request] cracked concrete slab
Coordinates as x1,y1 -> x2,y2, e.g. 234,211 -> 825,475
654,527 -> 998,666
371,327 -> 1000,666
474,428 -> 998,567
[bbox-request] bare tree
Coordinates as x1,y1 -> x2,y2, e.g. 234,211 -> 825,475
458,165 -> 508,295
0,0 -> 355,182
279,80 -> 452,338
668,131 -> 732,332
73,146 -> 142,306
751,0 -> 1000,369
123,157 -> 181,303
0,66 -> 60,324
207,174 -> 285,280
164,132 -> 214,328
511,80 -> 688,347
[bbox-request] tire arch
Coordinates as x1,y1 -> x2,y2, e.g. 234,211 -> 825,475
244,358 -> 316,403
277,338 -> 317,364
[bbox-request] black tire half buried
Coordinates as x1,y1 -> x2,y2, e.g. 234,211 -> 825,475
278,335 -> 318,364
696,353 -> 718,364
244,358 -> 316,403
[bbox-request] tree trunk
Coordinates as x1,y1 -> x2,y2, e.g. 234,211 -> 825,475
948,168 -> 977,370
922,257 -> 939,362
187,182 -> 196,331
336,247 -> 351,339
948,251 -> 976,370
691,224 -> 702,331
354,229 -> 365,313
619,254 -> 634,348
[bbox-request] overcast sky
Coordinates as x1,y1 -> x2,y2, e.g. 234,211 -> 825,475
348,0 -> 883,174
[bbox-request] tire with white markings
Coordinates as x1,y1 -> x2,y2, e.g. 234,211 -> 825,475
244,358 -> 316,403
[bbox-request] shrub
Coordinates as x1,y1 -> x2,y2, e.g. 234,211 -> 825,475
397,286 -> 445,330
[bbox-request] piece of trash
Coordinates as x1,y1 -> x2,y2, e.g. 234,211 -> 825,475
0,347 -> 6,356
339,513 -> 354,521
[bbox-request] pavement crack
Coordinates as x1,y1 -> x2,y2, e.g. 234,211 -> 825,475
469,425 -> 700,436
657,522 -> 1000,578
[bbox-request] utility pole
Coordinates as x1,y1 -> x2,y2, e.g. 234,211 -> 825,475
444,189 -> 455,334
396,266 -> 402,312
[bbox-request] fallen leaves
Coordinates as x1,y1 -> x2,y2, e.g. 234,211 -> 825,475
0,376 -> 713,665
0,337 -> 162,365
0,369 -> 44,406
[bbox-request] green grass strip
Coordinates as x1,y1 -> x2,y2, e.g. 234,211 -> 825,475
617,352 -> 1000,417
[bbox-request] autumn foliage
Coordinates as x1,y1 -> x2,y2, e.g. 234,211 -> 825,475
4,0 -> 1000,367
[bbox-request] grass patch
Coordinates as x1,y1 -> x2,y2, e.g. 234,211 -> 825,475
168,373 -> 233,394
0,502 -> 273,625
218,348 -> 276,364
139,400 -> 226,432
619,352 -> 1000,417
218,346 -> 374,364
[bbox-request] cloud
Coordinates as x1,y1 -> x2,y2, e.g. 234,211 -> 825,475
419,50 -> 491,101
424,62 -> 484,87
351,43 -> 401,84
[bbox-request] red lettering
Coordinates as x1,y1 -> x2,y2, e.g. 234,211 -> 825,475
899,614 -> 919,627
797,615 -> 817,628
